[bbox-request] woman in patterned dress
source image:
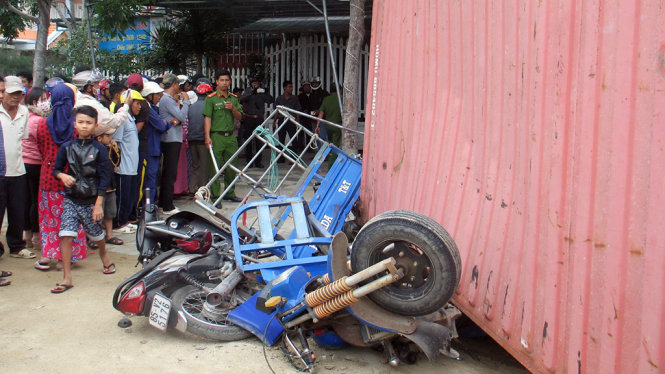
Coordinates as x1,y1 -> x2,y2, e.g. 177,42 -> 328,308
34,83 -> 87,270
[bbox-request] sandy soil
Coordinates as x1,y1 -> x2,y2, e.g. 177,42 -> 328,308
1,185 -> 527,373
0,242 -> 526,374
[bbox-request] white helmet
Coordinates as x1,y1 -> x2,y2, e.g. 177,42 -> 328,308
72,69 -> 104,89
141,81 -> 164,97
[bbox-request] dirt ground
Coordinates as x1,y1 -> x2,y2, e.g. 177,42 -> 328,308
0,238 -> 527,374
1,183 -> 527,373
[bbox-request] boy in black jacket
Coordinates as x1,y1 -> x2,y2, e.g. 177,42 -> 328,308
51,105 -> 115,293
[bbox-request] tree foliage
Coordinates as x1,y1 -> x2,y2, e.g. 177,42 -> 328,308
1,0 -> 151,84
89,0 -> 148,37
0,0 -> 38,39
50,23 -> 147,79
144,9 -> 238,72
0,49 -> 34,76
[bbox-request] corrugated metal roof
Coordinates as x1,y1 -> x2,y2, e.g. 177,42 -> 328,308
146,0 -> 371,21
361,0 -> 665,373
236,16 -> 369,33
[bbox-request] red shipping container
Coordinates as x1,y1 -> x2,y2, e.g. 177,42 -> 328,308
361,1 -> 665,373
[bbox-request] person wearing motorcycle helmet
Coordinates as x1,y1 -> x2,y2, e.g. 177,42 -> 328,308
98,79 -> 113,108
74,70 -> 132,136
190,72 -> 208,86
196,83 -> 213,95
139,81 -> 172,203
112,89 -> 144,232
308,75 -> 329,113
72,69 -> 104,97
178,75 -> 193,92
239,74 -> 273,168
119,80 -> 150,225
186,82 -> 213,194
45,77 -> 65,96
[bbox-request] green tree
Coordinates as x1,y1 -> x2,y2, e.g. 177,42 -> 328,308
145,9 -> 238,73
0,49 -> 34,77
50,23 -> 148,79
0,0 -> 36,40
1,0 -> 51,86
0,0 -> 147,86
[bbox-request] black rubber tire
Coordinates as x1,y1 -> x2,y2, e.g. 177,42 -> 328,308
169,285 -> 251,341
350,210 -> 461,316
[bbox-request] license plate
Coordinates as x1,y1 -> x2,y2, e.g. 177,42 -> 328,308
148,293 -> 171,331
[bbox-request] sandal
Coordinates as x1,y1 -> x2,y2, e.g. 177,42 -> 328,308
51,283 -> 74,294
9,248 -> 36,259
103,263 -> 116,274
89,241 -> 99,249
112,225 -> 136,234
34,260 -> 51,271
0,278 -> 11,287
0,270 -> 12,277
105,237 -> 124,245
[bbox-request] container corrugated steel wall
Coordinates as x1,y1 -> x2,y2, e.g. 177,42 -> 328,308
361,1 -> 665,373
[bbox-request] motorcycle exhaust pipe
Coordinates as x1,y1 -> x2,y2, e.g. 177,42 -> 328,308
206,269 -> 243,306
305,258 -> 398,307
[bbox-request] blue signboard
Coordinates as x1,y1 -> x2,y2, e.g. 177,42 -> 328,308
99,20 -> 151,53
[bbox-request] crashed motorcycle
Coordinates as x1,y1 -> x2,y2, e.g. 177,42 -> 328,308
114,108 -> 362,338
113,229 -> 262,339
226,209 -> 462,370
134,188 -> 238,265
114,108 -> 463,368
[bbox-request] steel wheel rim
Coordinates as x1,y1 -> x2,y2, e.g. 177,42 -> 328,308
370,240 -> 435,298
180,289 -> 235,326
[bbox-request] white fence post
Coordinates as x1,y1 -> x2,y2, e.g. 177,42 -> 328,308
261,34 -> 369,117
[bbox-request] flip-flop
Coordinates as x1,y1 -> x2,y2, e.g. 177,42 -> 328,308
34,260 -> 51,271
103,263 -> 116,274
51,284 -> 73,294
112,225 -> 136,234
9,249 -> 36,259
105,237 -> 124,245
0,271 -> 12,277
0,278 -> 10,287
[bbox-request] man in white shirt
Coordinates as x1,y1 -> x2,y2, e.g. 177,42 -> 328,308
72,70 -> 132,134
0,76 -> 34,259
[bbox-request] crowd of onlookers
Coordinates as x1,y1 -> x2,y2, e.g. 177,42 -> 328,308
0,68 -> 339,291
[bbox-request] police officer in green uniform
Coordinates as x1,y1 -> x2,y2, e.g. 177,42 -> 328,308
316,83 -> 342,166
203,70 -> 243,202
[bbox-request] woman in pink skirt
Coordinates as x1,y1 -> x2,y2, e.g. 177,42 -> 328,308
34,83 -> 87,270
173,99 -> 191,196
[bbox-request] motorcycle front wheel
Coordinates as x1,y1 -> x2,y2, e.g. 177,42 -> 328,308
350,210 -> 462,316
170,285 -> 252,341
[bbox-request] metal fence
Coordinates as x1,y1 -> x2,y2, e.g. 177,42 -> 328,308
96,34 -> 370,118
264,34 -> 369,117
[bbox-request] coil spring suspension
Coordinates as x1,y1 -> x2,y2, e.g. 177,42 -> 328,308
321,273 -> 331,285
305,277 -> 351,307
313,291 -> 358,319
178,271 -> 207,290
